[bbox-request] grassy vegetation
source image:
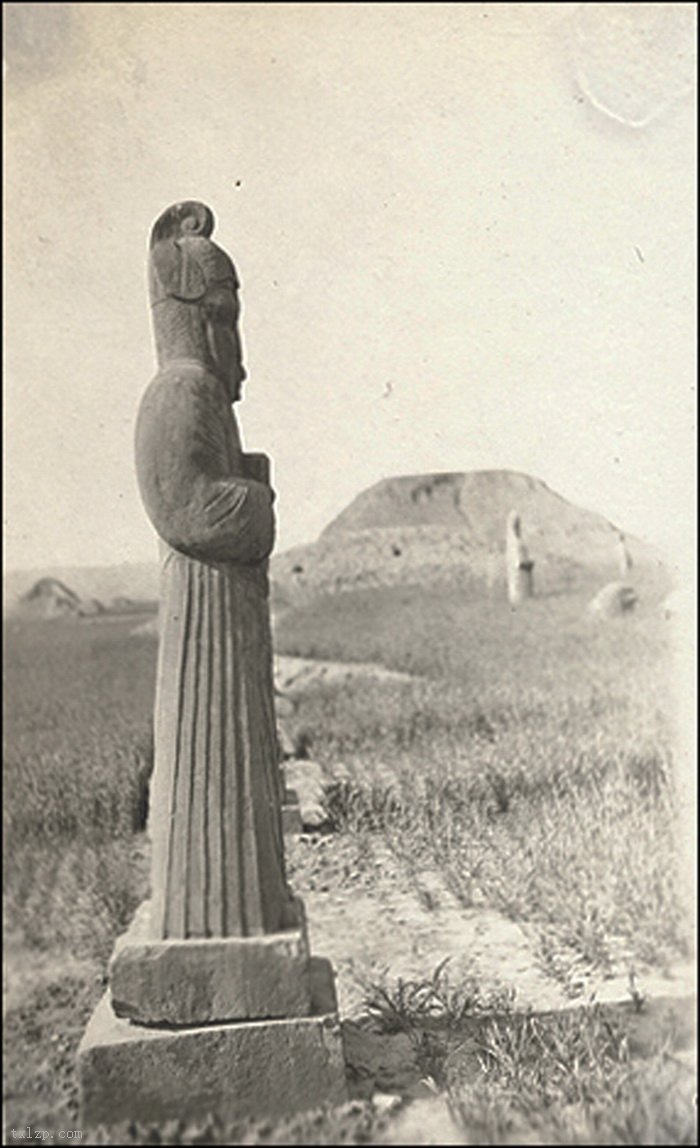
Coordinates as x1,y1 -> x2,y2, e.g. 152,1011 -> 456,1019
3,570 -> 693,1144
277,581 -> 687,976
4,619 -> 154,960
355,962 -> 696,1145
446,1017 -> 697,1146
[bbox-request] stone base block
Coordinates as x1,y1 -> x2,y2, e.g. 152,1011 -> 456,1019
79,958 -> 347,1132
109,899 -> 312,1025
282,788 -> 303,835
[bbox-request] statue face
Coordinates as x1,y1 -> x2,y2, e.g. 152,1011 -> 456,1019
202,285 -> 247,403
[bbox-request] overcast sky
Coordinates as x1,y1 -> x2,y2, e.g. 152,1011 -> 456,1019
4,3 -> 696,576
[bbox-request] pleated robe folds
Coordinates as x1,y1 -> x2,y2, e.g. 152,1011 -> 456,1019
135,361 -> 291,939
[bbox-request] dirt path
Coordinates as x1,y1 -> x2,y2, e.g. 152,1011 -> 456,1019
286,829 -> 696,1109
287,829 -> 695,1020
286,832 -> 571,1019
274,655 -> 413,696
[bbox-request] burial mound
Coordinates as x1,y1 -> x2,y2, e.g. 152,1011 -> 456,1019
273,470 -> 662,601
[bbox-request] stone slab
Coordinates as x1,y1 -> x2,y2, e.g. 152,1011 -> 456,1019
282,803 -> 304,835
109,898 -> 312,1025
79,957 -> 347,1132
282,788 -> 303,835
284,761 -> 329,829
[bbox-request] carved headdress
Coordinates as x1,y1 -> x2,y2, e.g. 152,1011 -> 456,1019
148,201 -> 238,308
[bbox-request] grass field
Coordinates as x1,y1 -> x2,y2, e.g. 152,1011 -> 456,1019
275,578 -> 687,975
3,572 -> 695,1144
4,619 -> 154,962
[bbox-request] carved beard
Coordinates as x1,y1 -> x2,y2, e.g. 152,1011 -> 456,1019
204,314 -> 245,405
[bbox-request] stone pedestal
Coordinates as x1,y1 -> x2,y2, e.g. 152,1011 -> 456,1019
80,893 -> 347,1131
109,899 -> 313,1025
508,560 -> 535,606
78,957 -> 346,1132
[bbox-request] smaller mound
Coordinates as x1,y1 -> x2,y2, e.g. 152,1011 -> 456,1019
78,597 -> 105,618
107,596 -> 158,615
17,577 -> 86,619
589,582 -> 638,617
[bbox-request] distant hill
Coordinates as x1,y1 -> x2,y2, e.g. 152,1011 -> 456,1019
272,470 -> 668,602
3,562 -> 159,617
12,577 -> 103,620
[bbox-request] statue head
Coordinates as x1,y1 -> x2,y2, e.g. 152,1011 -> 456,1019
148,201 -> 246,402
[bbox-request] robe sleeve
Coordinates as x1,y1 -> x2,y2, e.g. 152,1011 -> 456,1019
135,372 -> 275,565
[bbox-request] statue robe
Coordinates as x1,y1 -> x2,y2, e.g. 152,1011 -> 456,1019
135,360 -> 291,939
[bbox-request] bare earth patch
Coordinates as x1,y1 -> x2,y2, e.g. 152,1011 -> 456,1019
287,833 -> 570,1019
274,655 -> 413,696
286,830 -> 695,1123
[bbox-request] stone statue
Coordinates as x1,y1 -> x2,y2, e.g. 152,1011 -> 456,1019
135,201 -> 293,938
616,531 -> 633,576
78,203 -> 346,1131
505,510 -> 534,606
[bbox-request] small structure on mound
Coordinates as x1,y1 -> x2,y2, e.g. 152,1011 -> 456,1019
589,581 -> 638,617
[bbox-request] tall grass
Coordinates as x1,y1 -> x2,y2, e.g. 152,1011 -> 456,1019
4,619 -> 155,841
277,585 -> 687,975
3,619 -> 156,955
274,574 -> 671,685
